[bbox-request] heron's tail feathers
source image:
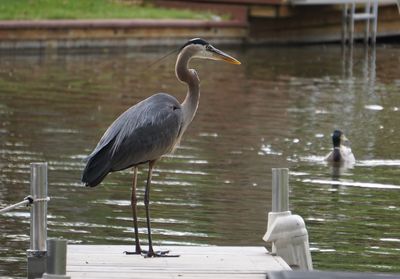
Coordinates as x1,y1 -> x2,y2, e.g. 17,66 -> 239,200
81,143 -> 113,187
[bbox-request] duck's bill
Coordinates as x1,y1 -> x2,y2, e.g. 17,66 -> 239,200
341,134 -> 351,147
209,46 -> 241,65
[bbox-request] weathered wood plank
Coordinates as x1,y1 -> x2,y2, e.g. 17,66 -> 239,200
67,245 -> 290,279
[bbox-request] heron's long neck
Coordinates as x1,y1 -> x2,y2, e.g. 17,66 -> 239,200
175,49 -> 200,132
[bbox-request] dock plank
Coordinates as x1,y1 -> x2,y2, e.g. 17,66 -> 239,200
67,245 -> 290,279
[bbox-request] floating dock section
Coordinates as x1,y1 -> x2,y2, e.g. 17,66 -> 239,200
67,245 -> 291,279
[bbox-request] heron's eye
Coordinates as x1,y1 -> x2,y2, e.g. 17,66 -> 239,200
205,45 -> 212,51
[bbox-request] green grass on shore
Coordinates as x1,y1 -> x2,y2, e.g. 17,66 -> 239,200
0,0 -> 217,20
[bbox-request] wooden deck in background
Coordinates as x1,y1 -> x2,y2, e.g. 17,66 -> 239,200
67,245 -> 291,279
1,1 -> 399,49
156,0 -> 400,44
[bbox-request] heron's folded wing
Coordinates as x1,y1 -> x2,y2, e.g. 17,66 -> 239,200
109,93 -> 183,171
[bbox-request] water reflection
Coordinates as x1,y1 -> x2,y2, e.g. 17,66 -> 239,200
1,45 -> 400,276
302,178 -> 400,190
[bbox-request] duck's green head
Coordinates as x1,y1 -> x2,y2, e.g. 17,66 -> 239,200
332,130 -> 342,147
332,130 -> 350,148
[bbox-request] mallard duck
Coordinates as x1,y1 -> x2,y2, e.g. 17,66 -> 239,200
325,130 -> 355,164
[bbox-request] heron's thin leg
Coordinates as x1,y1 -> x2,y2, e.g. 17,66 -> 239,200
144,161 -> 155,256
125,166 -> 142,255
144,161 -> 178,258
132,167 -> 141,253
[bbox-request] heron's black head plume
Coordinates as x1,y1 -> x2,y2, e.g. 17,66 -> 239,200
145,38 -> 209,70
180,38 -> 209,50
332,130 -> 342,147
145,48 -> 178,70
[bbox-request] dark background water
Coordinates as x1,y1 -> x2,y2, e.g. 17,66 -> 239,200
0,45 -> 399,277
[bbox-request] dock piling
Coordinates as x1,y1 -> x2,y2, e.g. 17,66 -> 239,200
264,168 -> 313,270
271,168 -> 289,212
43,239 -> 70,279
27,162 -> 49,279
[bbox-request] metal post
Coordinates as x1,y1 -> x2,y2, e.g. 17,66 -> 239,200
341,3 -> 349,45
364,0 -> 371,44
371,0 -> 378,44
27,162 -> 48,279
271,168 -> 289,212
349,2 -> 356,44
43,239 -> 70,279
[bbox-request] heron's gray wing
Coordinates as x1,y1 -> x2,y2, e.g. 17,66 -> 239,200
82,93 -> 182,185
108,93 -> 183,171
85,114 -> 122,161
82,124 -> 120,186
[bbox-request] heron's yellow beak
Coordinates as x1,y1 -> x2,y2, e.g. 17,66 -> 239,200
207,45 -> 241,65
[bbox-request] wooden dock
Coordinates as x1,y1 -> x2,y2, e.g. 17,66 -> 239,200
158,0 -> 400,44
67,245 -> 291,279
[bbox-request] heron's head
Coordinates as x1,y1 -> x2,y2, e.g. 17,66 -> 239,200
332,130 -> 348,147
180,38 -> 241,65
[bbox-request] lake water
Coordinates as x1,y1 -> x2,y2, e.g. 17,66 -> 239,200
0,44 -> 399,277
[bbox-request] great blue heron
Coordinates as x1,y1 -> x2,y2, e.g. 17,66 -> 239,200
81,38 -> 240,257
325,130 -> 355,163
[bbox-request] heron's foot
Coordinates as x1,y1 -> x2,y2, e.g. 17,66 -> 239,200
124,246 -> 143,255
145,250 -> 180,258
124,251 -> 142,255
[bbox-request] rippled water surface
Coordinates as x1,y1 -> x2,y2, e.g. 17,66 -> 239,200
1,45 -> 400,276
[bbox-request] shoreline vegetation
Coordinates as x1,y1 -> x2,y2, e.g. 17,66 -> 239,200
0,0 -> 220,21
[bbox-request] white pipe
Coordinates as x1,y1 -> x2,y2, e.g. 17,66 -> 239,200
271,168 -> 289,212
